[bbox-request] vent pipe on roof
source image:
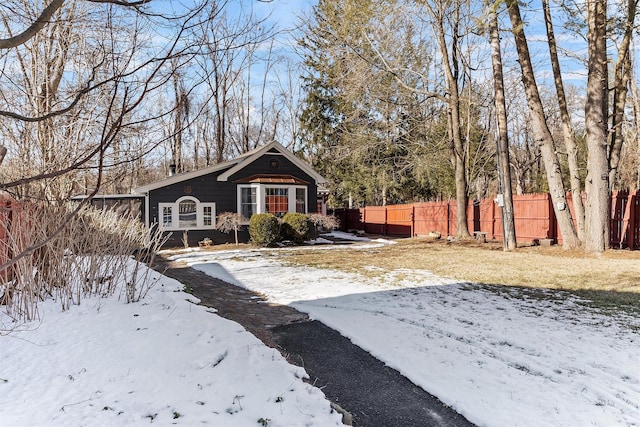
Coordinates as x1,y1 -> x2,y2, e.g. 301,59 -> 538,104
169,164 -> 176,176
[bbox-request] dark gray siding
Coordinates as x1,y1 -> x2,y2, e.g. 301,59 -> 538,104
162,228 -> 250,248
147,167 -> 236,223
146,151 -> 320,247
147,167 -> 241,246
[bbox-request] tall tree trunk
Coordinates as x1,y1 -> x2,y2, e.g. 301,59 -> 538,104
243,57 -> 252,152
609,54 -> 631,189
506,0 -> 579,249
172,71 -> 184,174
429,2 -> 470,238
584,0 -> 610,253
608,0 -> 636,189
542,0 -> 585,241
451,92 -> 470,238
631,44 -> 640,190
214,86 -> 225,164
487,1 -> 516,251
213,69 -> 226,164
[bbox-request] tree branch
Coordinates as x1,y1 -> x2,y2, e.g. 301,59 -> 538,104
0,0 -> 64,49
0,0 -> 153,50
363,33 -> 445,102
86,0 -> 152,5
0,57 -> 105,122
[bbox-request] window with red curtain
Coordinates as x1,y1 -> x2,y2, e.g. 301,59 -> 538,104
265,188 -> 288,215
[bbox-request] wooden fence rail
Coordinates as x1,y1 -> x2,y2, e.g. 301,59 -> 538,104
329,191 -> 639,250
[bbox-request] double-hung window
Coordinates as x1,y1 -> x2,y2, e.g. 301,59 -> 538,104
162,205 -> 173,227
203,205 -> 213,226
158,196 -> 215,230
240,187 -> 257,218
295,188 -> 306,213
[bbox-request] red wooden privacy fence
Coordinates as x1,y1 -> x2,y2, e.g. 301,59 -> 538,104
329,191 -> 640,250
0,194 -> 14,279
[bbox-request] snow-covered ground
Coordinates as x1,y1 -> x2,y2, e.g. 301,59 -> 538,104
0,260 -> 342,426
2,233 -> 638,427
170,233 -> 640,427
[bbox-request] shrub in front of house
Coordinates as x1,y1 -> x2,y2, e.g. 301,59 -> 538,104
216,212 -> 247,246
307,213 -> 340,239
281,212 -> 311,243
249,213 -> 281,246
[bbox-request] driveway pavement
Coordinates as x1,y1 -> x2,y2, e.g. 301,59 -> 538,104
152,254 -> 475,427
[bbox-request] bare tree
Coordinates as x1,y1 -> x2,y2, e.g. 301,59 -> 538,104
542,0 -> 585,241
228,37 -> 280,154
0,0 -> 215,270
0,0 -> 95,201
195,1 -> 275,162
274,58 -> 305,153
486,0 -> 516,250
418,0 -> 472,238
502,0 -> 637,253
630,44 -> 640,191
607,0 -> 637,190
583,0 -> 610,252
505,0 -> 580,249
170,59 -> 190,174
0,0 -> 209,194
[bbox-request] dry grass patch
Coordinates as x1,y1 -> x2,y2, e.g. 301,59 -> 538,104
201,242 -> 255,251
278,237 -> 640,315
279,237 -> 640,294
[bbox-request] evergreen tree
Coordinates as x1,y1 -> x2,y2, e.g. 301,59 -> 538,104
299,0 -> 467,207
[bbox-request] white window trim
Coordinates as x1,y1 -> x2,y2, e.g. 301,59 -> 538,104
158,196 -> 216,230
237,184 -> 308,223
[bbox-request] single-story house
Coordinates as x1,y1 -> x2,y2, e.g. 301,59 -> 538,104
76,141 -> 328,247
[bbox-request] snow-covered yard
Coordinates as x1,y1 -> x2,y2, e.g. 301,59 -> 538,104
0,261 -> 342,426
2,233 -> 639,427
170,234 -> 640,427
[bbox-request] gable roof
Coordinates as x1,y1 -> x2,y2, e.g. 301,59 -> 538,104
132,141 -> 325,194
217,141 -> 326,184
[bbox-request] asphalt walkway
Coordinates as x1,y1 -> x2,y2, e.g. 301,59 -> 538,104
152,255 -> 475,427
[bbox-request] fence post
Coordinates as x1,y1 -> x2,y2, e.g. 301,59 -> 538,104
384,206 -> 388,236
619,192 -> 631,249
411,204 -> 415,237
548,193 -> 557,242
446,202 -> 450,237
628,190 -> 637,250
491,198 -> 496,240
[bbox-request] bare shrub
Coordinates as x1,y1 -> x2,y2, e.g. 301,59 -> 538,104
0,202 -> 165,322
126,224 -> 169,303
216,212 -> 247,245
307,214 -> 340,239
